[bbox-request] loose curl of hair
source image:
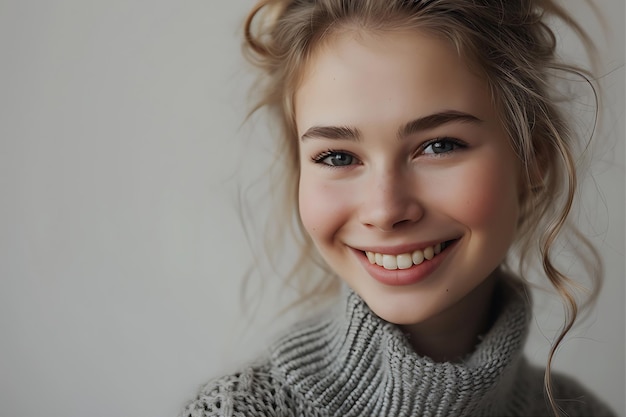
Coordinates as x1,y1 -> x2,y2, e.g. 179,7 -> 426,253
241,1 -> 603,415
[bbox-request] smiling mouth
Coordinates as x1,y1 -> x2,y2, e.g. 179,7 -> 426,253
364,240 -> 456,270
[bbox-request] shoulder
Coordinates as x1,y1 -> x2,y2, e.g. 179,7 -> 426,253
180,363 -> 300,417
180,309 -> 338,417
521,364 -> 616,417
550,371 -> 616,417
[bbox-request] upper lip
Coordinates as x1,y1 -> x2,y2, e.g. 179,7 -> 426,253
353,238 -> 459,255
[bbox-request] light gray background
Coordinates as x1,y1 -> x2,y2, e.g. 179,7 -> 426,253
0,1 -> 624,416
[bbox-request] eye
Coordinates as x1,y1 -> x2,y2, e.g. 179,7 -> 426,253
422,138 -> 465,155
312,150 -> 357,167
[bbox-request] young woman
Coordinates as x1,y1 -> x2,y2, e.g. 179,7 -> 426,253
182,1 -> 616,416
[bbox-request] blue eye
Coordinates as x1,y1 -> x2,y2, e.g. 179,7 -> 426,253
314,151 -> 356,167
423,138 -> 464,155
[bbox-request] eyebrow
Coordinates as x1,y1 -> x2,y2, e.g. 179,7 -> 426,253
398,110 -> 482,139
300,110 -> 482,142
300,125 -> 362,142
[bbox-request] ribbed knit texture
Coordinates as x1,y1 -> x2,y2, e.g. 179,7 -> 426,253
182,281 -> 615,417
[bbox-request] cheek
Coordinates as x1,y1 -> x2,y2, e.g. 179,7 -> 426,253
298,184 -> 321,235
440,159 -> 520,232
298,173 -> 352,241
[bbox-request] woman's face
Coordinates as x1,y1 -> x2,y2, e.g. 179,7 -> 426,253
295,30 -> 521,326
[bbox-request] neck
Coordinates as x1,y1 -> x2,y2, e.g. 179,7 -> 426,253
270,275 -> 531,417
399,271 -> 499,362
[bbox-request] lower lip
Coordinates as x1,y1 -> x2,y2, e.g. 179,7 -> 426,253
354,241 -> 457,287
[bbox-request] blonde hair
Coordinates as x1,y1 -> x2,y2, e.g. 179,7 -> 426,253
241,1 -> 603,415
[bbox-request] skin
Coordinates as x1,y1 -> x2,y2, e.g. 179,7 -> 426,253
295,29 -> 521,362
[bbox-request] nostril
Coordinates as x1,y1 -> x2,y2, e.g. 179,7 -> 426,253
392,219 -> 414,229
358,196 -> 425,231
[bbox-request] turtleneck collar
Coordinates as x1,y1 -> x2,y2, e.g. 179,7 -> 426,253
269,279 -> 532,417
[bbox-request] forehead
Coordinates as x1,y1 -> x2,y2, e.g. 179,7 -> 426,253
294,29 -> 495,134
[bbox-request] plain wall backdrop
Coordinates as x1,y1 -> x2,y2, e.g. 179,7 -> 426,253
0,1 -> 624,416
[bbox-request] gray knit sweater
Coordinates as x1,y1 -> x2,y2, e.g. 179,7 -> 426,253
182,282 -> 614,417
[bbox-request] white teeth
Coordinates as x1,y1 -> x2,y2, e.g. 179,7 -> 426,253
412,250 -> 424,265
382,254 -> 397,270
365,242 -> 448,270
397,254 -> 413,270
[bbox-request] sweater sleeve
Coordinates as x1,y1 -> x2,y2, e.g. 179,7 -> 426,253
180,365 -> 298,417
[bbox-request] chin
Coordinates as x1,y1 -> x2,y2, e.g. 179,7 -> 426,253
356,288 -> 451,326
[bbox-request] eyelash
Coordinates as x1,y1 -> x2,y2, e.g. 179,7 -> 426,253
420,137 -> 467,156
311,137 -> 467,168
311,149 -> 358,168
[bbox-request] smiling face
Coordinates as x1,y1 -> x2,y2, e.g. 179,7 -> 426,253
295,29 -> 521,328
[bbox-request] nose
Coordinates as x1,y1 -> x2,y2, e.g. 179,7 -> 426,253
358,169 -> 424,232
